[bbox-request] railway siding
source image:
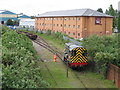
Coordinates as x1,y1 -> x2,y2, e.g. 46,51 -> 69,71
32,41 -> 85,88
2,27 -> 116,88
32,34 -> 115,88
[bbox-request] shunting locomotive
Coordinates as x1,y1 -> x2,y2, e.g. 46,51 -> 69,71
63,43 -> 88,67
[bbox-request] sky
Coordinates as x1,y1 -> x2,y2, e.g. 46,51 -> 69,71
1,0 -> 120,16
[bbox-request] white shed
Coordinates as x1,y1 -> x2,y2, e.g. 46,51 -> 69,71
19,19 -> 35,28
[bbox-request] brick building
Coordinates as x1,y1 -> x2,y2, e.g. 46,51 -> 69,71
35,9 -> 113,39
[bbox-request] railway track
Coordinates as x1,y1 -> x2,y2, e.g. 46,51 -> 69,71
17,31 -> 88,88
33,35 -> 88,88
34,36 -> 63,61
73,70 -> 87,88
39,57 -> 57,85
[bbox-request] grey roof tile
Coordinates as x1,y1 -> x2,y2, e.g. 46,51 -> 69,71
36,9 -> 113,17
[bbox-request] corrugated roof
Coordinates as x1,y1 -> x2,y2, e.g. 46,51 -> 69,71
0,10 -> 16,14
18,15 -> 31,18
0,10 -> 5,14
20,19 -> 35,21
36,9 -> 113,17
65,43 -> 83,51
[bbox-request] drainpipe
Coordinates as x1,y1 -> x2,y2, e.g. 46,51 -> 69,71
105,17 -> 106,35
43,18 -> 45,31
76,16 -> 77,39
63,17 -> 64,33
52,17 -> 53,31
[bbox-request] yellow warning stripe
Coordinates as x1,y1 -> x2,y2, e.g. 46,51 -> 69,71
70,47 -> 88,63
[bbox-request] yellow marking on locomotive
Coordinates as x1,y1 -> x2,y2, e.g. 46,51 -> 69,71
70,47 -> 88,63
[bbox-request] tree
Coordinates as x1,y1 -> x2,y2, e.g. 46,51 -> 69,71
108,4 -> 115,16
105,9 -> 109,14
31,16 -> 35,19
117,12 -> 120,32
6,19 -> 14,26
13,20 -> 19,26
107,4 -> 116,28
97,8 -> 103,13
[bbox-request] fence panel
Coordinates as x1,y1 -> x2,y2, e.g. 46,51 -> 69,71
107,64 -> 120,88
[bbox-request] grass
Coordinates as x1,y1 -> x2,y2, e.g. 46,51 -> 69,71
21,30 -> 116,88
36,33 -> 65,50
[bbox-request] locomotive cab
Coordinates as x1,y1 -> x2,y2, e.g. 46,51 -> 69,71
64,43 -> 88,67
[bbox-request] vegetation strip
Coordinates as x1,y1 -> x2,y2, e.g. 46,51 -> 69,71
9,28 -> 116,87
39,57 -> 57,85
2,26 -> 49,88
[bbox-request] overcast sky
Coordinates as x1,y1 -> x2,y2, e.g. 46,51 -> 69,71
1,0 -> 120,16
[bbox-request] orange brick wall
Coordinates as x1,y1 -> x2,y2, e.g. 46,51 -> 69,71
35,16 -> 113,39
107,64 -> 120,88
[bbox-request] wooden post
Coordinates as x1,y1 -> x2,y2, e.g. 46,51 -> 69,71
66,59 -> 68,77
66,53 -> 69,78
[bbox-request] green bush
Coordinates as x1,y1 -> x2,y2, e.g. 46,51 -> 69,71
45,30 -> 69,44
2,26 -> 49,88
46,30 -> 52,35
82,34 -> 119,74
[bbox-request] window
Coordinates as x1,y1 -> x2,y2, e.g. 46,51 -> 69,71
68,18 -> 71,20
78,25 -> 80,28
73,17 -> 76,20
78,33 -> 80,36
73,33 -> 75,35
64,24 -> 66,27
54,24 -> 55,26
82,50 -> 87,56
61,24 -> 62,27
57,24 -> 59,27
73,25 -> 75,28
68,25 -> 71,28
71,50 -> 76,56
48,18 -> 50,20
68,32 -> 70,35
78,17 -> 80,20
95,17 -> 101,24
64,18 -> 67,20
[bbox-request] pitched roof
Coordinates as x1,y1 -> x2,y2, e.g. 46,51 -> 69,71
20,19 -> 35,21
18,15 -> 31,18
0,10 -> 16,14
36,9 -> 113,17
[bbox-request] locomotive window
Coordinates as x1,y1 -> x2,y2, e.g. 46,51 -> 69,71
71,50 -> 76,56
82,50 -> 87,56
65,46 -> 70,53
